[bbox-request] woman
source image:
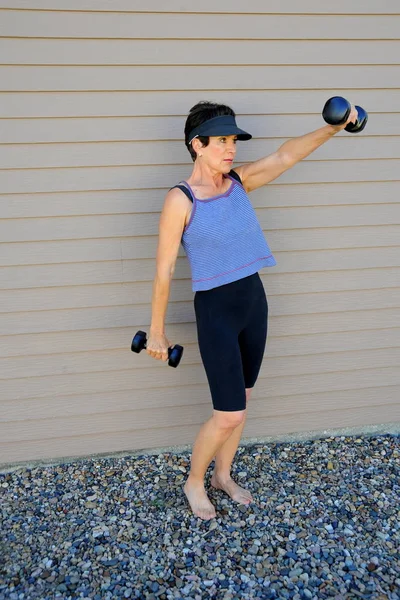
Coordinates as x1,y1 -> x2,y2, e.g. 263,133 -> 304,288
146,101 -> 357,520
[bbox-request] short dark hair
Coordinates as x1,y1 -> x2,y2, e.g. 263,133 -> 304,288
184,101 -> 236,162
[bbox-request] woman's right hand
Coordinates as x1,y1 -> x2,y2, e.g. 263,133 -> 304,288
146,332 -> 171,362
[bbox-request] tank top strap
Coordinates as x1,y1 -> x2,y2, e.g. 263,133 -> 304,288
169,182 -> 194,203
228,169 -> 243,185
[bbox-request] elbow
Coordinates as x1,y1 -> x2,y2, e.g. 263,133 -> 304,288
155,264 -> 175,282
279,150 -> 296,169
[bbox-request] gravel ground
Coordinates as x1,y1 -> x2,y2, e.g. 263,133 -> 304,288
1,434 -> 399,600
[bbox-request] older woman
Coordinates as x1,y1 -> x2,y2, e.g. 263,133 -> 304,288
146,101 -> 357,520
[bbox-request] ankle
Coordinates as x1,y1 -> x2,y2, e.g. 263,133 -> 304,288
212,471 -> 231,484
185,474 -> 205,487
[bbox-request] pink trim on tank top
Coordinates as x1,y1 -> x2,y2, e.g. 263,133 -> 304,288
193,256 -> 273,283
182,175 -> 237,202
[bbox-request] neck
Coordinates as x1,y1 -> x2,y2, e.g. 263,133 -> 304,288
190,161 -> 226,188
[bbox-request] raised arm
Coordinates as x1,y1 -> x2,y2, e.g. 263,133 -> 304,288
234,106 -> 358,193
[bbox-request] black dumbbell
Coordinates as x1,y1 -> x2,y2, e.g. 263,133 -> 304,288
131,330 -> 184,368
322,96 -> 368,133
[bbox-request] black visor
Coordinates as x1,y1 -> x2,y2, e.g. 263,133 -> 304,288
188,115 -> 252,144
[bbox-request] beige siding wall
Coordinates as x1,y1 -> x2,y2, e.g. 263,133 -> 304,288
1,2 -> 399,466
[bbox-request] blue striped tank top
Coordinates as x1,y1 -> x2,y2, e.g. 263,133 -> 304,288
178,172 -> 276,292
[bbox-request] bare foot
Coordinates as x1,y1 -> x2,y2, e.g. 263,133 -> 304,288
210,474 -> 253,505
183,478 -> 216,520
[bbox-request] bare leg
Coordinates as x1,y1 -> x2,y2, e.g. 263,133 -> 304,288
184,410 -> 245,520
211,388 -> 253,504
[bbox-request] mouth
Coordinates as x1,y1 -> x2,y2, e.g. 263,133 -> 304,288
223,159 -> 233,162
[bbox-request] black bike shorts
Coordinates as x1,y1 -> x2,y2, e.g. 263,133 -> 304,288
194,272 -> 268,412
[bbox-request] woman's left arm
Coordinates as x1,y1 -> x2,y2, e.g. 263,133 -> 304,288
235,107 -> 358,193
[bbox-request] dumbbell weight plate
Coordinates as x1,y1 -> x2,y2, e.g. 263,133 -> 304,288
322,96 -> 351,126
345,105 -> 368,133
131,330 -> 147,353
168,344 -> 184,368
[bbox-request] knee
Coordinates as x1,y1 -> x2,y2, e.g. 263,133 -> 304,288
213,409 -> 246,430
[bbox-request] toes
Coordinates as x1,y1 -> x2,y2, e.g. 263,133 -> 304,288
205,512 -> 216,520
235,490 -> 253,505
236,495 -> 251,505
197,509 -> 216,520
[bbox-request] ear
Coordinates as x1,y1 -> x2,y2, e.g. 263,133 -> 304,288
192,137 -> 204,158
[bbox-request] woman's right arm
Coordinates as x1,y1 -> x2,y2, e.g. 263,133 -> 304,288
147,188 -> 189,362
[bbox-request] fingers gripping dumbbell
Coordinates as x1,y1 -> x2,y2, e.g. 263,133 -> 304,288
131,330 -> 184,368
322,96 -> 368,133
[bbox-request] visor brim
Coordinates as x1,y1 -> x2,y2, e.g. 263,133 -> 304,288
197,125 -> 252,141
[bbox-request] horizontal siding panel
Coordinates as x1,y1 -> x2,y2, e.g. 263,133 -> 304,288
2,66 -> 400,92
1,1 -> 398,13
3,137 -> 398,170
273,247 -> 400,273
2,248 -> 400,290
2,182 -> 399,219
4,405 -> 205,441
1,298 -> 399,335
0,421 -> 200,464
0,238 -> 154,265
3,39 -> 400,66
0,281 -> 183,313
2,160 -> 400,194
1,12 -> 399,39
2,270 -> 400,312
3,288 -> 400,337
3,391 -> 400,446
2,226 -> 400,269
2,401 -> 399,464
245,399 -> 400,438
0,260 -> 128,289
3,345 -> 400,381
2,321 -> 399,361
1,90 -> 398,118
2,207 -> 400,244
2,363 -> 399,402
20,283 -> 400,323
0,326 -> 168,359
2,281 -> 400,320
262,205 -> 400,231
1,384 -> 209,420
3,379 -> 399,423
243,182 -> 400,210
3,114 -> 398,144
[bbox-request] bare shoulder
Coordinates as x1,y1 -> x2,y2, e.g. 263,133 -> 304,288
160,186 -> 192,230
231,152 -> 290,192
164,185 -> 191,206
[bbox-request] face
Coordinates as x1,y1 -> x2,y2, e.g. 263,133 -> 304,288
196,135 -> 237,171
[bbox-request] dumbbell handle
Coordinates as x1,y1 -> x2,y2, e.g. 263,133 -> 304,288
147,342 -> 184,368
141,341 -> 175,357
131,330 -> 183,367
